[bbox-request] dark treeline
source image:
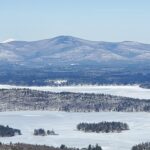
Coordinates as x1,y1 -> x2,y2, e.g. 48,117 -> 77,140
132,142 -> 150,150
0,125 -> 21,137
0,89 -> 150,112
0,64 -> 150,86
77,122 -> 129,133
0,141 -> 149,150
0,143 -> 102,150
34,129 -> 57,136
140,83 -> 150,89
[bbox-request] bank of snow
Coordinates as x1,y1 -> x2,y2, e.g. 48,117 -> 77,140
0,84 -> 150,99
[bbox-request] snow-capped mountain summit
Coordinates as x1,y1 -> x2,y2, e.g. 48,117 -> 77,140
0,38 -> 16,43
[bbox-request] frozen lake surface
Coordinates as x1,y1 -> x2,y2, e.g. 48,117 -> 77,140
0,111 -> 150,150
0,84 -> 150,99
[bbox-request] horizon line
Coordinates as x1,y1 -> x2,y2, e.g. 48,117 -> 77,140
0,35 -> 149,44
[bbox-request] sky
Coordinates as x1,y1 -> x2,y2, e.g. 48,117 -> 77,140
0,0 -> 150,43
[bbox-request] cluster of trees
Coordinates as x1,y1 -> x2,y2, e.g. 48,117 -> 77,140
59,144 -> 102,150
0,125 -> 58,137
0,143 -> 103,150
77,122 -> 129,133
131,142 -> 150,150
86,144 -> 102,150
0,141 -> 150,150
0,89 -> 150,112
0,125 -> 21,137
140,83 -> 150,89
34,129 -> 57,136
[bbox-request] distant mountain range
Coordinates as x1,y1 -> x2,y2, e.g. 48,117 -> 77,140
0,36 -> 150,85
0,36 -> 150,67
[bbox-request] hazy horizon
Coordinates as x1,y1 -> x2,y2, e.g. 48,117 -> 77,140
0,0 -> 150,43
1,35 -> 150,44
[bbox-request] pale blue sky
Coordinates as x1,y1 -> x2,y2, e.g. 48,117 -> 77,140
0,0 -> 150,43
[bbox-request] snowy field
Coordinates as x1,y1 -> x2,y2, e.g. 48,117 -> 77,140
0,111 -> 150,150
0,84 -> 150,99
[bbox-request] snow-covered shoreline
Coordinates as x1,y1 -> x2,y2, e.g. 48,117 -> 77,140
0,84 -> 149,99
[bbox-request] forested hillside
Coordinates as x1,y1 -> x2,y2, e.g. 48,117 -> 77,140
0,143 -> 102,150
0,89 -> 150,112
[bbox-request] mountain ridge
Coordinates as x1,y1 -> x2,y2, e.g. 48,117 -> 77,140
0,35 -> 150,66
1,35 -> 150,44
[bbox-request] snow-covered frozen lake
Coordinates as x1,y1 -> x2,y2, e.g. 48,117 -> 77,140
0,111 -> 150,150
0,84 -> 150,99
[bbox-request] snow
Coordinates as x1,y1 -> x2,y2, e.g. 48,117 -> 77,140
45,80 -> 68,85
0,38 -> 15,43
0,111 -> 150,150
0,85 -> 150,99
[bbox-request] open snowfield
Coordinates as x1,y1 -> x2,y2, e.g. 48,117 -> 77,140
0,111 -> 150,150
0,84 -> 150,99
